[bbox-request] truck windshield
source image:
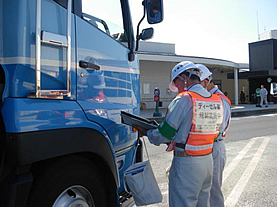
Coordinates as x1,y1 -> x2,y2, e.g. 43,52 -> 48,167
82,0 -> 127,43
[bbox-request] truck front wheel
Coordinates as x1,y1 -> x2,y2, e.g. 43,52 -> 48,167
27,155 -> 112,207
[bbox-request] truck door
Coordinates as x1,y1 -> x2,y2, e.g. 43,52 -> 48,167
75,1 -> 140,150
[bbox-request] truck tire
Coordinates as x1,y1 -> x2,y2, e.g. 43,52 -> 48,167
27,155 -> 113,207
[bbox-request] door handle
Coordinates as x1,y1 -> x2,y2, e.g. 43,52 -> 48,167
79,60 -> 100,70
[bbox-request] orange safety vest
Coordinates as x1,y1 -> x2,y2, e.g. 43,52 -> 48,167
178,91 -> 223,156
215,92 -> 231,106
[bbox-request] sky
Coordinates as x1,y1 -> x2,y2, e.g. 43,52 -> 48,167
129,0 -> 277,63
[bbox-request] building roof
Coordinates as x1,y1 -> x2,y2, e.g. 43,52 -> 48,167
137,41 -> 248,70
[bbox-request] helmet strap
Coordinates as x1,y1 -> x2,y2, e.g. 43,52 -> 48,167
184,80 -> 188,91
205,76 -> 212,89
188,70 -> 193,79
177,75 -> 188,91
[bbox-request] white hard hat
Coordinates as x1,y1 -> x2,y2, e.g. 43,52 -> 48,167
169,61 -> 200,92
196,64 -> 212,81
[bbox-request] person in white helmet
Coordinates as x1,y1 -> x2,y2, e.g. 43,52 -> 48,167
142,61 -> 224,207
197,64 -> 231,207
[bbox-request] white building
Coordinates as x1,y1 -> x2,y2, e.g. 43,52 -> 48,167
137,41 -> 249,109
259,30 -> 277,41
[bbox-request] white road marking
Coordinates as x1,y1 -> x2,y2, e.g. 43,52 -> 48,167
158,182 -> 168,196
223,138 -> 257,183
145,136 -> 273,206
224,137 -> 270,207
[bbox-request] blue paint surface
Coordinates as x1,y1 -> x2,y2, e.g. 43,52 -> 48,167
1,0 -> 141,195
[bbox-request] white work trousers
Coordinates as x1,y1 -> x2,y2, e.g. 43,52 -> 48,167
260,96 -> 268,106
169,154 -> 213,207
210,141 -> 226,207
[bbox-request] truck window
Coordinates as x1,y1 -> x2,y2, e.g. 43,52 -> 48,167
82,0 -> 127,43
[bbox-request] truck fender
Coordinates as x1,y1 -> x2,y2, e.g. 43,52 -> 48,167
6,127 -> 119,187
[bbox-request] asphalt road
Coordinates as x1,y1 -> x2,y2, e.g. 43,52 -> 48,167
225,113 -> 277,143
139,113 -> 277,207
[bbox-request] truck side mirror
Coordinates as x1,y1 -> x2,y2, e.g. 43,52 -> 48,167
145,0 -> 163,24
139,28 -> 154,40
135,0 -> 163,51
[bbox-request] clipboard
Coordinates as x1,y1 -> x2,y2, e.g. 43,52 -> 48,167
121,111 -> 158,130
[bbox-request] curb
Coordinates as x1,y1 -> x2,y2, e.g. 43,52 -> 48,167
145,108 -> 277,122
231,108 -> 277,117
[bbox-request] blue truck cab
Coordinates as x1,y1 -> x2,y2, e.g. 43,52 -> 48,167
0,0 -> 163,206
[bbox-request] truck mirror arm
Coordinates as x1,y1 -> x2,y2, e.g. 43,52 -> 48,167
135,1 -> 146,52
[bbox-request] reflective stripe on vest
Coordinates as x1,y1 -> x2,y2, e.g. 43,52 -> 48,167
186,143 -> 214,151
178,91 -> 223,156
